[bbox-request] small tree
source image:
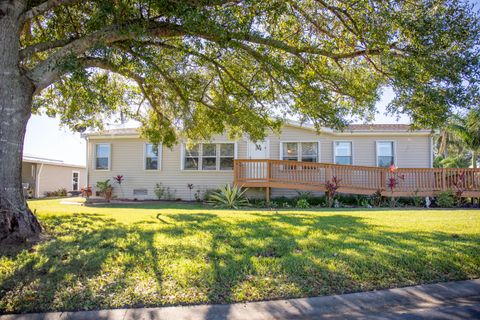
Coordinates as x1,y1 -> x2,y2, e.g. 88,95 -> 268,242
387,165 -> 405,207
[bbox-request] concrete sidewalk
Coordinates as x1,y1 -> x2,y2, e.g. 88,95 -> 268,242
1,279 -> 479,320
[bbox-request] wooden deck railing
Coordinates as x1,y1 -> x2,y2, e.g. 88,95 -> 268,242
234,159 -> 480,198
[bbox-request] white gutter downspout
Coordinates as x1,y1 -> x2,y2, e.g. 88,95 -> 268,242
430,136 -> 434,168
35,163 -> 44,198
84,136 -> 89,189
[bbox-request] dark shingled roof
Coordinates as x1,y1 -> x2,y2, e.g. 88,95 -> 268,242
345,124 -> 412,131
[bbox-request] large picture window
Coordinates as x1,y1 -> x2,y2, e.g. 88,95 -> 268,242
334,141 -> 352,165
377,141 -> 394,167
183,143 -> 235,171
95,144 -> 110,170
145,143 -> 160,170
281,142 -> 318,162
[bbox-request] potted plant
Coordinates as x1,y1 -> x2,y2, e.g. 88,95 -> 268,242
81,186 -> 92,198
96,179 -> 113,202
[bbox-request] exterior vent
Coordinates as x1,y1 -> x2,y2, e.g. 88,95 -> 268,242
133,189 -> 148,196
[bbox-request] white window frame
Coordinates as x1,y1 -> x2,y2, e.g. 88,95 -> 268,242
72,171 -> 80,191
376,140 -> 396,167
94,143 -> 111,171
279,141 -> 321,162
181,142 -> 237,171
144,143 -> 162,171
219,143 -> 236,171
333,141 -> 353,165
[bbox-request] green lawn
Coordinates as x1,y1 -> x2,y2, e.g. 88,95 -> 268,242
1,198 -> 479,313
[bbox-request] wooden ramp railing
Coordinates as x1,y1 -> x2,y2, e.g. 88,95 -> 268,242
234,159 -> 480,198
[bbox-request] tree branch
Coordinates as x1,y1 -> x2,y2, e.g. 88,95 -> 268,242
20,38 -> 76,60
21,0 -> 81,23
27,21 -> 184,94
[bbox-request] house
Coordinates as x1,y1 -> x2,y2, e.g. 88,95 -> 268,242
84,122 -> 443,201
22,155 -> 86,198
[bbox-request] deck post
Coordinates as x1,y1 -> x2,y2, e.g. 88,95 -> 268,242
233,160 -> 238,186
442,168 -> 446,191
266,160 -> 272,203
380,170 -> 386,192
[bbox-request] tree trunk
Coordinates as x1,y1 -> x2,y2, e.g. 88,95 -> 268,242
472,151 -> 478,169
0,0 -> 42,244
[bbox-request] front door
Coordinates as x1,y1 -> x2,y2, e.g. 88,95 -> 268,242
72,171 -> 79,191
248,140 -> 268,159
247,140 -> 268,179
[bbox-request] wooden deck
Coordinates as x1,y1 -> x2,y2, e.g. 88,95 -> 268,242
234,159 -> 480,200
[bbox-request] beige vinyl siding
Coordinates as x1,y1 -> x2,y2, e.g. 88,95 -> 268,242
88,137 -> 246,200
87,125 -> 432,200
37,164 -> 86,196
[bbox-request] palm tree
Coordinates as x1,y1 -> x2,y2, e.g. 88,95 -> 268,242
449,109 -> 480,168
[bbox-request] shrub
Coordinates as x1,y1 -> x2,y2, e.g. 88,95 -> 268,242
44,188 -> 68,197
437,190 -> 455,208
209,185 -> 249,209
194,189 -> 202,202
154,183 -> 166,200
369,189 -> 384,207
96,179 -> 113,202
412,190 -> 423,207
202,189 -> 218,201
295,198 -> 310,209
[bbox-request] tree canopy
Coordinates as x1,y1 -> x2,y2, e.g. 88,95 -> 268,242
21,0 -> 480,146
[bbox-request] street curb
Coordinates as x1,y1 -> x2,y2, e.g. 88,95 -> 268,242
1,279 -> 479,320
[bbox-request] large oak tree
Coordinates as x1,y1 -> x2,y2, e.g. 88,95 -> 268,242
0,0 -> 478,244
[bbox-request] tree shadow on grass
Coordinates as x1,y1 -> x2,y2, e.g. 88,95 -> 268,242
0,211 -> 479,315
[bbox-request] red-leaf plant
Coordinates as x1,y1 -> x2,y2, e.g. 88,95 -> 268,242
387,165 -> 405,207
113,175 -> 125,199
113,175 -> 124,184
325,176 -> 341,208
451,171 -> 466,204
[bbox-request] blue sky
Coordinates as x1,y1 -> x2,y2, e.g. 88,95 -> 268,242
24,0 -> 480,166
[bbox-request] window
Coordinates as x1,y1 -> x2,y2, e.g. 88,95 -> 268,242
145,143 -> 160,170
202,143 -> 217,170
220,143 -> 235,170
281,142 -> 318,162
95,144 -> 110,170
183,143 -> 235,170
283,143 -> 298,161
184,144 -> 200,170
301,142 -> 318,162
377,141 -> 394,167
72,171 -> 79,191
334,141 -> 352,165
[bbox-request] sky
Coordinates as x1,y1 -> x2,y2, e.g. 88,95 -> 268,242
23,0 -> 480,166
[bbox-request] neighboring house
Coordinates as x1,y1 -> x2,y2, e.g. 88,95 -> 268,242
84,122 -> 434,200
22,155 -> 86,198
